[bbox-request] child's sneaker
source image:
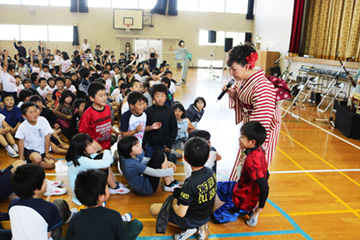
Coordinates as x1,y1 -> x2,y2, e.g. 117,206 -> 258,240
197,223 -> 209,240
43,186 -> 68,196
163,180 -> 182,192
46,179 -> 64,188
121,213 -> 132,222
174,228 -> 197,240
64,208 -> 78,224
171,149 -> 182,159
6,147 -> 19,158
109,182 -> 130,195
246,210 -> 259,227
12,144 -> 19,153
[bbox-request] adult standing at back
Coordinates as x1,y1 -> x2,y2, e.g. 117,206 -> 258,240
170,40 -> 190,84
224,43 -> 281,181
81,39 -> 90,53
13,39 -> 26,59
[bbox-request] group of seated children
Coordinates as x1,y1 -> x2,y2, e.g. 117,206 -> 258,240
1,42 -> 270,240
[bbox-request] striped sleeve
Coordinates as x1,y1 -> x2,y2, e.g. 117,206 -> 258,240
249,79 -> 276,138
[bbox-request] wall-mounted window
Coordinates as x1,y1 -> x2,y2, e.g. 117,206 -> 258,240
88,0 -> 111,8
111,0 -> 137,8
226,0 -> 248,14
0,24 -> 73,42
0,24 -> 20,40
177,0 -> 198,12
139,0 -> 156,9
199,0 -> 225,13
50,0 -> 70,7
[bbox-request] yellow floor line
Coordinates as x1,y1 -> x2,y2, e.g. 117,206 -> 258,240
277,146 -> 360,219
280,130 -> 360,188
137,209 -> 360,222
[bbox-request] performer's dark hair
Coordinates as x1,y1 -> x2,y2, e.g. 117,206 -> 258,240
227,42 -> 257,67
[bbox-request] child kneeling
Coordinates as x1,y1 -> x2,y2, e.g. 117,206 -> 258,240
211,121 -> 269,227
150,137 -> 216,240
117,136 -> 180,194
66,169 -> 143,240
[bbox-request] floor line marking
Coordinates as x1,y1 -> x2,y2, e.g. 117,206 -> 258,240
270,169 -> 360,174
280,106 -> 360,150
267,199 -> 312,240
280,130 -> 360,187
277,146 -> 360,218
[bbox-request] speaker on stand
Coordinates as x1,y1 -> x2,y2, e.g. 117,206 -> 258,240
207,30 -> 217,79
216,38 -> 233,79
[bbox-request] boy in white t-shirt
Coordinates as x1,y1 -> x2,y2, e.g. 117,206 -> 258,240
1,50 -> 18,102
36,78 -> 48,99
15,102 -> 56,169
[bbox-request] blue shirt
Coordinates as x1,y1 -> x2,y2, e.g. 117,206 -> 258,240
0,106 -> 23,128
120,156 -> 153,196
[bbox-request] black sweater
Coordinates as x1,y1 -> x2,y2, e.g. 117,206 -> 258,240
145,105 -> 177,149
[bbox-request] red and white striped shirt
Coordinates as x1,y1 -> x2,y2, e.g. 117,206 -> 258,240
229,70 -> 281,181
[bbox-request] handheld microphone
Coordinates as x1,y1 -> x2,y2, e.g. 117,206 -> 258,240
217,79 -> 235,101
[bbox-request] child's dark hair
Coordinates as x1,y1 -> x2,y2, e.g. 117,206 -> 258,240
47,77 -> 55,85
33,59 -> 39,65
30,73 -> 39,84
189,129 -> 211,141
7,64 -> 15,72
18,59 -> 25,65
105,63 -> 112,70
184,137 -> 210,167
55,76 -> 65,84
29,95 -> 43,103
240,121 -> 267,147
117,136 -> 139,159
74,98 -> 85,109
19,89 -> 33,102
59,89 -> 76,105
49,68 -> 56,75
161,77 -> 170,88
227,42 -> 257,67
130,79 -> 140,88
10,164 -> 45,199
142,82 -> 150,91
194,97 -> 206,108
79,67 -> 90,79
75,169 -> 107,207
164,70 -> 172,76
150,52 -> 156,58
113,65 -> 120,70
97,79 -> 106,86
65,133 -> 94,166
20,101 -> 37,115
61,51 -> 70,60
1,92 -> 14,102
152,68 -> 160,75
120,82 -> 129,90
172,102 -> 186,119
150,84 -> 167,98
124,67 -> 131,74
39,77 -> 47,83
88,82 -> 105,98
22,78 -> 32,85
102,69 -> 110,75
42,64 -> 49,70
137,67 -> 144,72
127,91 -> 143,107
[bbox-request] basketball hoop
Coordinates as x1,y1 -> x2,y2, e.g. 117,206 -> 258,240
125,24 -> 131,32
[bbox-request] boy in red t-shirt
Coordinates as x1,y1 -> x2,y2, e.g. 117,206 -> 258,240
79,82 -> 112,149
212,121 -> 269,227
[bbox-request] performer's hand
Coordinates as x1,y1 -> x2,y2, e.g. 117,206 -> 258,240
223,85 -> 235,101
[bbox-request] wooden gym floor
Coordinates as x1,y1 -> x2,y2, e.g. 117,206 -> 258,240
1,68 -> 359,239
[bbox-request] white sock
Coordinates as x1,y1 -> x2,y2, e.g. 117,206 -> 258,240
12,144 -> 19,152
5,145 -> 15,153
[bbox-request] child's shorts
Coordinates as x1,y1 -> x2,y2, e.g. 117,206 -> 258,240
24,148 -> 46,162
211,181 -> 250,224
168,207 -> 208,230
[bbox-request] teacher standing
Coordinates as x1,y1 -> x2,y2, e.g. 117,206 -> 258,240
171,40 -> 190,84
225,43 -> 281,181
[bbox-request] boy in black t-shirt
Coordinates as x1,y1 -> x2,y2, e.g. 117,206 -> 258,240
150,137 -> 216,240
66,169 -> 143,240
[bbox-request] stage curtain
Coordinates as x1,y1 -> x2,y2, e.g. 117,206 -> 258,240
72,26 -> 79,46
303,0 -> 360,61
288,0 -> 305,54
151,0 -> 167,15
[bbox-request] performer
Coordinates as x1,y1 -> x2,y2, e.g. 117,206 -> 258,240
349,69 -> 360,110
224,43 -> 281,181
170,40 -> 190,84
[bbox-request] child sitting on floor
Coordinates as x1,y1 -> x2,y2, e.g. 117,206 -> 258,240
117,136 -> 180,195
150,137 -> 216,240
66,169 -> 143,240
186,97 -> 206,128
53,90 -> 75,128
66,133 -> 130,206
211,121 -> 269,227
